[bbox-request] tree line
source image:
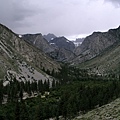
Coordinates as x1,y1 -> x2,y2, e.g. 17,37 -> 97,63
0,77 -> 52,104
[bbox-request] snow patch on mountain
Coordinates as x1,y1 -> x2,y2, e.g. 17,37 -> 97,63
19,35 -> 22,38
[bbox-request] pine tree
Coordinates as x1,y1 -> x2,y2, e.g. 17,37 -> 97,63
20,102 -> 29,120
46,79 -> 50,91
15,100 -> 20,120
52,79 -> 56,89
0,80 -> 3,105
35,102 -> 44,120
19,88 -> 23,102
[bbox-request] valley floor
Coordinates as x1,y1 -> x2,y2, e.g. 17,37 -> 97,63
74,98 -> 120,120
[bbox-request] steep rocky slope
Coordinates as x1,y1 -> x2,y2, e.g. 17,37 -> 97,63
73,26 -> 120,64
74,98 -> 120,120
0,23 -> 60,83
77,40 -> 120,75
22,33 -> 54,53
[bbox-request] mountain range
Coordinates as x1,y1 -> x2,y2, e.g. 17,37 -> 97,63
1,23 -> 120,119
1,23 -> 120,81
41,27 -> 120,75
22,34 -> 76,62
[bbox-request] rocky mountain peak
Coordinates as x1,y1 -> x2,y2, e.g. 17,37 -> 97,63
43,33 -> 57,41
50,36 -> 75,52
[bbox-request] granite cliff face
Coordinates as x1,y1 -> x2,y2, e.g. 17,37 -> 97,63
73,26 -> 120,64
0,23 -> 60,82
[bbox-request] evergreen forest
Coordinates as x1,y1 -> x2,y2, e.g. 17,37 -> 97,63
0,64 -> 120,120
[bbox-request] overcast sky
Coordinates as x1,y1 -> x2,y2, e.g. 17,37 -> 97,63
0,0 -> 120,40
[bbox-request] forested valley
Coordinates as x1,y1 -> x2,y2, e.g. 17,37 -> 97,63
0,64 -> 120,120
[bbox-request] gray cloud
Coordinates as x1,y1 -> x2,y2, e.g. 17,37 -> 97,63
0,0 -> 39,28
105,0 -> 120,7
0,0 -> 120,39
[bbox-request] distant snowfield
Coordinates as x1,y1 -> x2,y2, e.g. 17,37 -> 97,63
73,41 -> 82,47
50,43 -> 55,45
66,40 -> 70,43
19,35 -> 22,38
65,34 -> 89,41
